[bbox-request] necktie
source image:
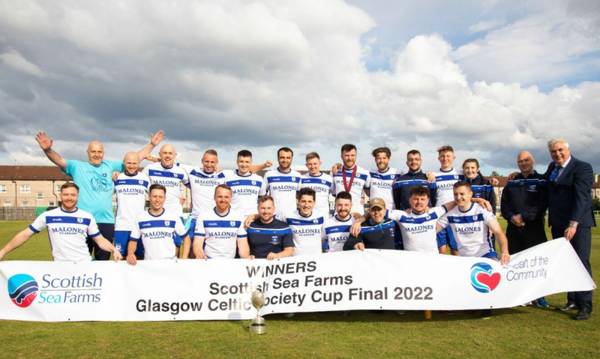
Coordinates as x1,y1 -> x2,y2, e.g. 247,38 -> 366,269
549,166 -> 562,182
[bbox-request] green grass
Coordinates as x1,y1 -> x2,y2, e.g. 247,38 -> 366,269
1,220 -> 599,358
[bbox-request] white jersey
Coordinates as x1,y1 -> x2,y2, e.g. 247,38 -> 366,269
222,170 -> 263,216
278,210 -> 324,256
433,168 -> 464,206
114,172 -> 150,231
29,207 -> 99,262
194,208 -> 247,258
143,162 -> 189,217
300,172 -> 333,218
437,203 -> 496,257
369,167 -> 400,210
332,165 -> 370,214
388,207 -> 447,253
260,168 -> 302,214
130,209 -> 187,260
187,167 -> 226,218
323,215 -> 354,253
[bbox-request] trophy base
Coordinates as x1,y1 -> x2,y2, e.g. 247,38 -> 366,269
250,317 -> 266,335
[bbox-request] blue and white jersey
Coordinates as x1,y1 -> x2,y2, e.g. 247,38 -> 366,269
433,168 -> 464,206
322,215 -> 354,253
437,203 -> 496,258
143,162 -> 189,217
369,167 -> 400,210
260,168 -> 302,215
300,172 -> 333,218
388,207 -> 447,253
114,172 -> 150,231
222,170 -> 263,216
332,165 -> 370,214
194,208 -> 247,258
186,167 -> 226,218
29,207 -> 99,262
278,210 -> 325,256
130,209 -> 186,260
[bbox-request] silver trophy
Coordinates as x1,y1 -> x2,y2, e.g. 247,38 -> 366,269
250,290 -> 266,335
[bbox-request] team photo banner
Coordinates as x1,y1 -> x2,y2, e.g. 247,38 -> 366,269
0,238 -> 595,322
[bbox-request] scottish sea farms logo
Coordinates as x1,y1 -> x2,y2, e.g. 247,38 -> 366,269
7,274 -> 38,308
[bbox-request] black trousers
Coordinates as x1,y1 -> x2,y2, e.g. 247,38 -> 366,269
552,225 -> 593,311
86,223 -> 115,261
506,219 -> 547,254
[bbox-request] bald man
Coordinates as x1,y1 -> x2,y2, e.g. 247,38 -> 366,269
142,144 -> 189,248
36,130 -> 163,260
114,152 -> 150,258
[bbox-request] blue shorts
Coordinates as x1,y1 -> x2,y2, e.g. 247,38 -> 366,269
114,230 -> 144,257
482,250 -> 498,259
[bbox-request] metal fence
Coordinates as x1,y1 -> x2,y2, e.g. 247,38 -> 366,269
0,207 -> 38,221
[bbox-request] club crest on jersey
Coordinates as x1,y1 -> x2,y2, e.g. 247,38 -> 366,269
426,215 -> 431,220
473,215 -> 478,221
454,175 -> 459,180
77,218 -> 83,223
230,221 -> 236,227
313,219 -> 319,224
138,180 -> 144,185
165,221 -> 170,226
321,180 -> 326,184
270,236 -> 280,244
251,181 -> 256,185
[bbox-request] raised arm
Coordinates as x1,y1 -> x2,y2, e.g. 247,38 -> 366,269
0,228 -> 36,260
136,130 -> 164,162
36,131 -> 67,170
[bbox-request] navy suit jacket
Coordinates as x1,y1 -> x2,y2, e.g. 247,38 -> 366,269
544,156 -> 595,229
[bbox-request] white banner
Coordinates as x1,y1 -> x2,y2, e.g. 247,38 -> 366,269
0,238 -> 595,322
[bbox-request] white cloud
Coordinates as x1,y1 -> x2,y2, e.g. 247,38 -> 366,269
0,49 -> 44,77
0,0 -> 598,175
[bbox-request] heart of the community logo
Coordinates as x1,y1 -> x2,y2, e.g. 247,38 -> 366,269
470,262 -> 501,293
7,273 -> 38,308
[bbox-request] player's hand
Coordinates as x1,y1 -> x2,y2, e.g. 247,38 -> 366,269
511,214 -> 524,227
354,242 -> 365,251
564,226 -> 577,241
472,198 -> 492,212
507,172 -> 519,180
195,249 -> 208,259
263,160 -> 272,168
150,130 -> 164,146
113,250 -> 123,262
112,171 -> 121,182
126,253 -> 137,265
36,131 -> 53,151
266,252 -> 279,260
244,214 -> 257,228
350,222 -> 362,237
489,177 -> 499,186
426,171 -> 436,183
331,163 -> 341,175
0,249 -> 5,261
500,251 -> 510,265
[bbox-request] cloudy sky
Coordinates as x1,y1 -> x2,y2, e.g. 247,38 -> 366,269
1,0 -> 599,174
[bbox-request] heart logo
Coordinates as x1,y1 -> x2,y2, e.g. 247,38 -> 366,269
470,262 -> 501,293
476,272 -> 501,291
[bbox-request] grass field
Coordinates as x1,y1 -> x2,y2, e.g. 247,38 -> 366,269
0,220 -> 599,358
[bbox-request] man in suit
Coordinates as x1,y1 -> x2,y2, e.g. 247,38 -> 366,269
545,138 -> 595,320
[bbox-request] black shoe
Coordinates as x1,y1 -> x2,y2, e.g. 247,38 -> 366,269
573,308 -> 591,321
557,302 -> 578,312
480,309 -> 492,319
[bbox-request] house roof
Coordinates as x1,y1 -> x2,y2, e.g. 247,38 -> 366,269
0,166 -> 71,181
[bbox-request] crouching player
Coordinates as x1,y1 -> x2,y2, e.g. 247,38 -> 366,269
246,196 -> 294,259
436,181 -> 510,318
127,184 -> 188,264
0,183 -> 121,262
